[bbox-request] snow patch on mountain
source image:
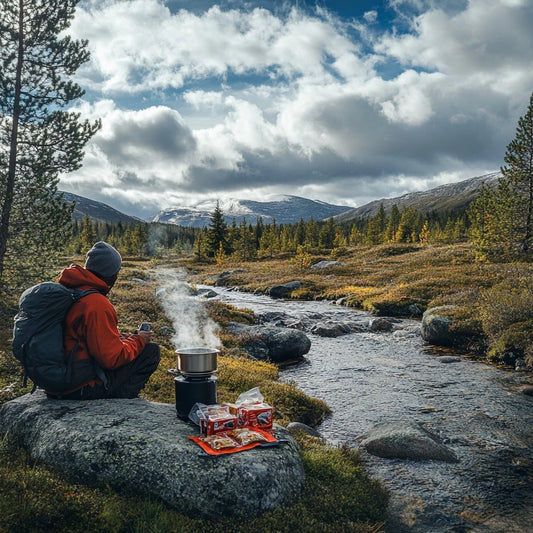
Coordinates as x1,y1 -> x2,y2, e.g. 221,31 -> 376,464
152,195 -> 352,227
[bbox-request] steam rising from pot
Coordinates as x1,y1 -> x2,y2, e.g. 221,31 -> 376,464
155,268 -> 220,349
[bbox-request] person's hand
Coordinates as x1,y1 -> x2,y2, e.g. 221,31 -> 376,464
138,330 -> 153,343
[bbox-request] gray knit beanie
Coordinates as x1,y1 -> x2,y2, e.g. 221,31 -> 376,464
85,241 -> 122,278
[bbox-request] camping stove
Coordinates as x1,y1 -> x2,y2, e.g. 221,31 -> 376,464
174,348 -> 219,420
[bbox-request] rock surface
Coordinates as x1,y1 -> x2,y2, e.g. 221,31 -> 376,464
421,305 -> 456,346
310,261 -> 343,270
359,421 -> 459,462
519,385 -> 533,396
368,317 -> 395,332
268,281 -> 302,299
0,391 -> 305,518
309,321 -> 355,337
287,422 -> 323,439
226,322 -> 311,363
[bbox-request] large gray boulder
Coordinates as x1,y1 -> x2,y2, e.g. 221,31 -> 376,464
359,421 -> 458,462
226,322 -> 311,363
421,305 -> 456,346
268,281 -> 301,299
0,391 -> 305,518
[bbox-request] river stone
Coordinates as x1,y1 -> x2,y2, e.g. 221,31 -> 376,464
438,356 -> 461,363
368,317 -> 394,332
197,288 -> 218,298
421,305 -> 456,346
226,322 -> 311,363
268,281 -> 301,299
310,322 -> 352,337
287,422 -> 322,439
359,421 -> 459,462
0,391 -> 305,519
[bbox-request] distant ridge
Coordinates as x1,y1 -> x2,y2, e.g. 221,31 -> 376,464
59,171 -> 501,227
60,191 -> 140,224
333,172 -> 501,223
152,195 -> 353,227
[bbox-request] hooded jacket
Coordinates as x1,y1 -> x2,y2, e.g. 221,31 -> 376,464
53,264 -> 147,393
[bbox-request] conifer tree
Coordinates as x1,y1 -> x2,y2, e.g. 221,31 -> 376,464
306,217 -> 319,248
79,215 -> 96,252
385,205 -> 401,242
501,92 -> 533,252
469,93 -> 533,259
319,217 -> 336,250
0,0 -> 100,286
206,201 -> 228,257
234,218 -> 256,261
395,207 -> 420,243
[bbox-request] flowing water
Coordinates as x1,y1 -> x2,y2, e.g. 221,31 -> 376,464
204,286 -> 533,532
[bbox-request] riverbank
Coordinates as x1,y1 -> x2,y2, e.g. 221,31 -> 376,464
208,285 -> 533,532
0,258 -> 387,533
181,242 -> 533,369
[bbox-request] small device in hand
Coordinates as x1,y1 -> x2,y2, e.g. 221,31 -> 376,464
138,322 -> 151,332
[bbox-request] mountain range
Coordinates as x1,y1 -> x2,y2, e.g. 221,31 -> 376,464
61,191 -> 140,224
333,171 -> 501,223
151,196 -> 352,227
60,171 -> 501,227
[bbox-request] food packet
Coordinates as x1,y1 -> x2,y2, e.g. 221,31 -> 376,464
234,387 -> 273,429
203,434 -> 238,450
189,403 -> 237,435
228,428 -> 268,445
235,387 -> 264,405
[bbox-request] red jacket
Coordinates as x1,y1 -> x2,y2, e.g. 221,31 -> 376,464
54,264 -> 147,392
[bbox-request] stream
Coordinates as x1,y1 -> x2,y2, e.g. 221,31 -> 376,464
205,286 -> 533,532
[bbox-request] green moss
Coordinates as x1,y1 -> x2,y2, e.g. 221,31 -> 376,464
206,300 -> 255,326
487,319 -> 533,366
260,381 -> 331,427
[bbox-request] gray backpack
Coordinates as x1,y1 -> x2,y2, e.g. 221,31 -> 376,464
12,282 -> 100,392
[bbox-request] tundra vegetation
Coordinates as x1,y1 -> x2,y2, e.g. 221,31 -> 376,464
0,259 -> 386,532
0,0 -> 531,527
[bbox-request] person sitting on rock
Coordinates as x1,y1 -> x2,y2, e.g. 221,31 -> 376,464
46,241 -> 160,400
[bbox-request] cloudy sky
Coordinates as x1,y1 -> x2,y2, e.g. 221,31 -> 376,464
63,0 -> 533,220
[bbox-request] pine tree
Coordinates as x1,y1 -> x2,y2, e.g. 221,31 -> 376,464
306,217 -> 319,248
395,207 -> 419,243
501,92 -> 533,253
319,217 -> 336,250
206,201 -> 228,257
234,218 -> 256,261
79,215 -> 96,252
0,0 -> 100,286
385,205 -> 401,242
469,180 -> 514,260
468,91 -> 533,260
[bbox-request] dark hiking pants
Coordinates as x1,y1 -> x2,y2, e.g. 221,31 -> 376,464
47,343 -> 161,400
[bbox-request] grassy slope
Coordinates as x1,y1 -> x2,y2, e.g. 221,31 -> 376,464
185,242 -> 533,361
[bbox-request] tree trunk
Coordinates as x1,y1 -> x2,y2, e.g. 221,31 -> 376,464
0,0 -> 24,282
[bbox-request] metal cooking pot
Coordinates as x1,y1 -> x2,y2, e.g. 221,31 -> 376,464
176,347 -> 219,376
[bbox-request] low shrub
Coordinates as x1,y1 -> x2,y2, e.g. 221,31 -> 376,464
487,319 -> 533,366
478,275 -> 533,365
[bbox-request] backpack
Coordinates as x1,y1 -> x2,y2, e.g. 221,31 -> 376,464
12,281 -> 101,393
